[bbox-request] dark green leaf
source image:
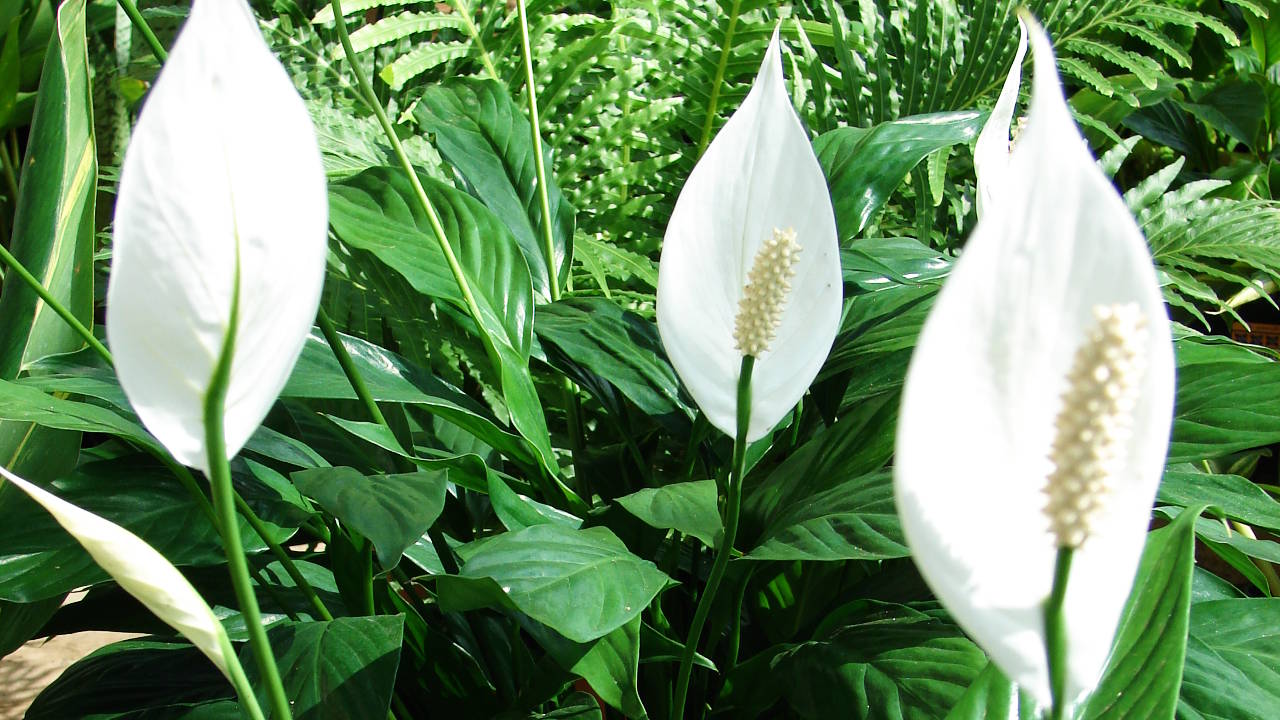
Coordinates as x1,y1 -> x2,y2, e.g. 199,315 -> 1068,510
244,616 -> 405,720
944,662 -> 1036,720
1177,598 -> 1280,719
293,466 -> 448,569
746,470 -> 908,562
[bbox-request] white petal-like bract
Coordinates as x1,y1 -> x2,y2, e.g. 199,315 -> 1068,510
894,16 -> 1174,707
107,0 -> 328,472
973,17 -> 1027,218
0,466 -> 232,677
656,30 -> 841,441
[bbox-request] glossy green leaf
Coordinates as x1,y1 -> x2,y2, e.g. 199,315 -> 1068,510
1159,467 -> 1280,532
745,470 -> 908,561
414,79 -> 574,299
944,662 -> 1035,720
535,297 -> 690,423
814,111 -> 984,241
328,167 -> 555,474
24,638 -> 234,720
0,0 -> 94,481
489,473 -> 581,531
244,616 -> 405,720
1081,507 -> 1198,719
774,604 -> 987,719
0,459 -> 276,602
1169,338 -> 1280,463
293,466 -> 448,569
0,594 -> 63,658
1177,598 -> 1280,720
454,524 -> 668,642
616,480 -> 721,548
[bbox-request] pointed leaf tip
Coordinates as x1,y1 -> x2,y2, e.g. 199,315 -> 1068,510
657,32 -> 841,441
895,14 -> 1174,708
107,0 -> 328,471
0,466 -> 232,678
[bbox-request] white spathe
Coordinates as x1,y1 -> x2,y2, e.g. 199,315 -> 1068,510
893,16 -> 1174,708
0,466 -> 231,677
973,16 -> 1028,218
656,29 -> 841,441
107,0 -> 327,472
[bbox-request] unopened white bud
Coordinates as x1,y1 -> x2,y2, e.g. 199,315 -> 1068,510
1044,304 -> 1147,548
733,228 -> 801,357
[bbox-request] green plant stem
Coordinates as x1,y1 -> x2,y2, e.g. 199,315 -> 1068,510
1229,521 -> 1280,595
449,0 -> 500,81
116,0 -> 167,63
205,255 -> 292,720
235,494 -> 335,621
514,0 -> 559,300
671,356 -> 754,720
1044,546 -> 1074,720
0,243 -> 113,364
316,308 -> 387,427
329,0 -> 490,362
696,0 -> 743,158
218,634 -> 268,720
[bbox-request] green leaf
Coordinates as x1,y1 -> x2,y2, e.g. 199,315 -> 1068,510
414,79 -> 575,299
775,604 -> 988,719
535,297 -> 690,423
745,470 -> 908,562
284,330 -> 539,469
814,111 -> 984,241
944,662 -> 1035,720
329,167 -> 556,475
1082,507 -> 1199,719
24,638 -> 233,719
0,0 -> 94,482
616,480 -> 722,549
244,616 -> 405,720
489,472 -> 581,531
292,466 -> 448,569
451,524 -> 668,642
1169,339 -> 1280,462
1177,598 -> 1280,719
527,615 -> 647,719
0,459 -> 272,602
0,594 -> 63,658
1159,468 -> 1280,532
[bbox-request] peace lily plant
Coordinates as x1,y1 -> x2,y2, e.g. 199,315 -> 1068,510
894,13 -> 1174,720
656,28 -> 841,720
102,0 -> 325,716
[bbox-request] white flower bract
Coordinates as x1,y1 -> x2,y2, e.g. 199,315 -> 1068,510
0,466 -> 232,678
893,16 -> 1175,708
106,0 -> 328,472
656,29 -> 841,441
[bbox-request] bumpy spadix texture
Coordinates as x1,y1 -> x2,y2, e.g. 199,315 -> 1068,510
107,0 -> 327,472
1045,304 -> 1147,549
0,466 -> 231,677
733,228 -> 801,357
893,15 -> 1174,708
657,30 -> 840,441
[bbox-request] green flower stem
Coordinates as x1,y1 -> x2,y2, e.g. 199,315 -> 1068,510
514,0 -> 559,300
0,243 -> 112,365
0,240 -> 331,634
328,0 -> 490,372
235,494 -> 334,622
316,308 -> 387,428
205,255 -> 292,720
218,634 -> 267,720
1044,546 -> 1074,720
696,0 -> 743,158
672,355 -> 755,720
116,0 -> 167,63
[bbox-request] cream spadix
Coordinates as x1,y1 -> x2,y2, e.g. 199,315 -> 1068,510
106,0 -> 327,472
0,466 -> 232,677
656,30 -> 841,441
893,15 -> 1174,709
